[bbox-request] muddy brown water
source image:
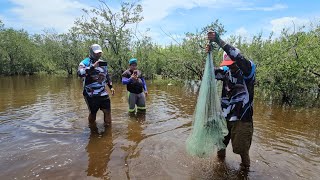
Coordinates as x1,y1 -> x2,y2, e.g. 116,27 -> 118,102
0,76 -> 319,180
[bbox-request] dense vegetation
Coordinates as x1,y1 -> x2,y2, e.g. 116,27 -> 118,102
0,1 -> 319,106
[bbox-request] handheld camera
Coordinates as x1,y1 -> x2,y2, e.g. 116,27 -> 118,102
98,61 -> 108,66
133,70 -> 138,75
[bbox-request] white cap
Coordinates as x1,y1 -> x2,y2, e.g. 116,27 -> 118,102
91,44 -> 102,53
220,48 -> 240,66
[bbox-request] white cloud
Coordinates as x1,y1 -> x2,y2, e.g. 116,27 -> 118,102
235,27 -> 249,37
238,3 -> 287,11
224,27 -> 254,43
270,17 -> 309,35
139,0 -> 248,44
141,0 -> 196,23
6,0 -> 88,33
140,0 -> 245,23
133,23 -> 185,46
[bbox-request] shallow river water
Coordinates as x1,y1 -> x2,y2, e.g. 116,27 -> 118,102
0,76 -> 319,179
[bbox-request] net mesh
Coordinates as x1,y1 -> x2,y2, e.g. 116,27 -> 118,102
186,50 -> 228,158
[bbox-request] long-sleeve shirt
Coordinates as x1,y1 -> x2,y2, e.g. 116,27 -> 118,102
122,69 -> 147,94
215,44 -> 256,122
78,57 -> 112,97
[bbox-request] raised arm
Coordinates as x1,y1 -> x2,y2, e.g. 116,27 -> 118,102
208,31 -> 254,77
122,70 -> 133,85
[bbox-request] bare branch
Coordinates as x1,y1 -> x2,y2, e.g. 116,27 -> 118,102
160,27 -> 182,46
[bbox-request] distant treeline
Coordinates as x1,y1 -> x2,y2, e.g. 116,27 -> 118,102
0,1 -> 319,106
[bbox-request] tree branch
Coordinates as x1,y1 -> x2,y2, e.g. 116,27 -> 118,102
310,70 -> 320,77
160,27 -> 182,46
184,62 -> 202,79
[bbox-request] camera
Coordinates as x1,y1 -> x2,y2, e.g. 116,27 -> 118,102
98,61 -> 108,66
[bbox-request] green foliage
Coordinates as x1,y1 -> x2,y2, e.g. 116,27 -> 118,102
74,0 -> 143,79
131,34 -> 156,79
0,28 -> 39,75
0,5 -> 319,106
154,20 -> 226,80
235,26 -> 320,106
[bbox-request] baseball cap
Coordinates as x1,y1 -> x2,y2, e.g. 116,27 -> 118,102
220,48 -> 240,66
90,44 -> 103,53
129,58 -> 137,65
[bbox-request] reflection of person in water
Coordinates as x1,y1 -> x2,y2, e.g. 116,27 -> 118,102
86,128 -> 114,178
125,113 -> 146,158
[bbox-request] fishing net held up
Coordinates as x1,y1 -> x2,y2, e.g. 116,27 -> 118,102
186,50 -> 228,158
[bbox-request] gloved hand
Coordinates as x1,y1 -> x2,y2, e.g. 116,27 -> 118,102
220,66 -> 229,72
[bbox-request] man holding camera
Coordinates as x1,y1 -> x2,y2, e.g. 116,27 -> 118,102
122,58 -> 148,113
78,44 -> 115,128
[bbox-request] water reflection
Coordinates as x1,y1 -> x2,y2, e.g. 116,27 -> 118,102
86,126 -> 114,178
0,76 -> 81,112
0,76 -> 319,179
123,112 -> 146,178
128,113 -> 146,136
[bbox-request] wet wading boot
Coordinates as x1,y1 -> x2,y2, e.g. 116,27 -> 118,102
240,153 -> 250,171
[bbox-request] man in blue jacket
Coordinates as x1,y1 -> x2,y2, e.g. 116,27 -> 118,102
78,44 -> 115,127
207,31 -> 256,170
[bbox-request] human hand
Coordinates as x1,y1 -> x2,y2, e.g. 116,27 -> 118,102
207,30 -> 220,43
131,74 -> 138,80
110,88 -> 115,96
144,91 -> 148,97
205,44 -> 211,53
131,70 -> 138,80
93,60 -> 102,68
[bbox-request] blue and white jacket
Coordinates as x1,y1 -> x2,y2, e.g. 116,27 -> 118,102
78,57 -> 112,97
215,44 -> 256,122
